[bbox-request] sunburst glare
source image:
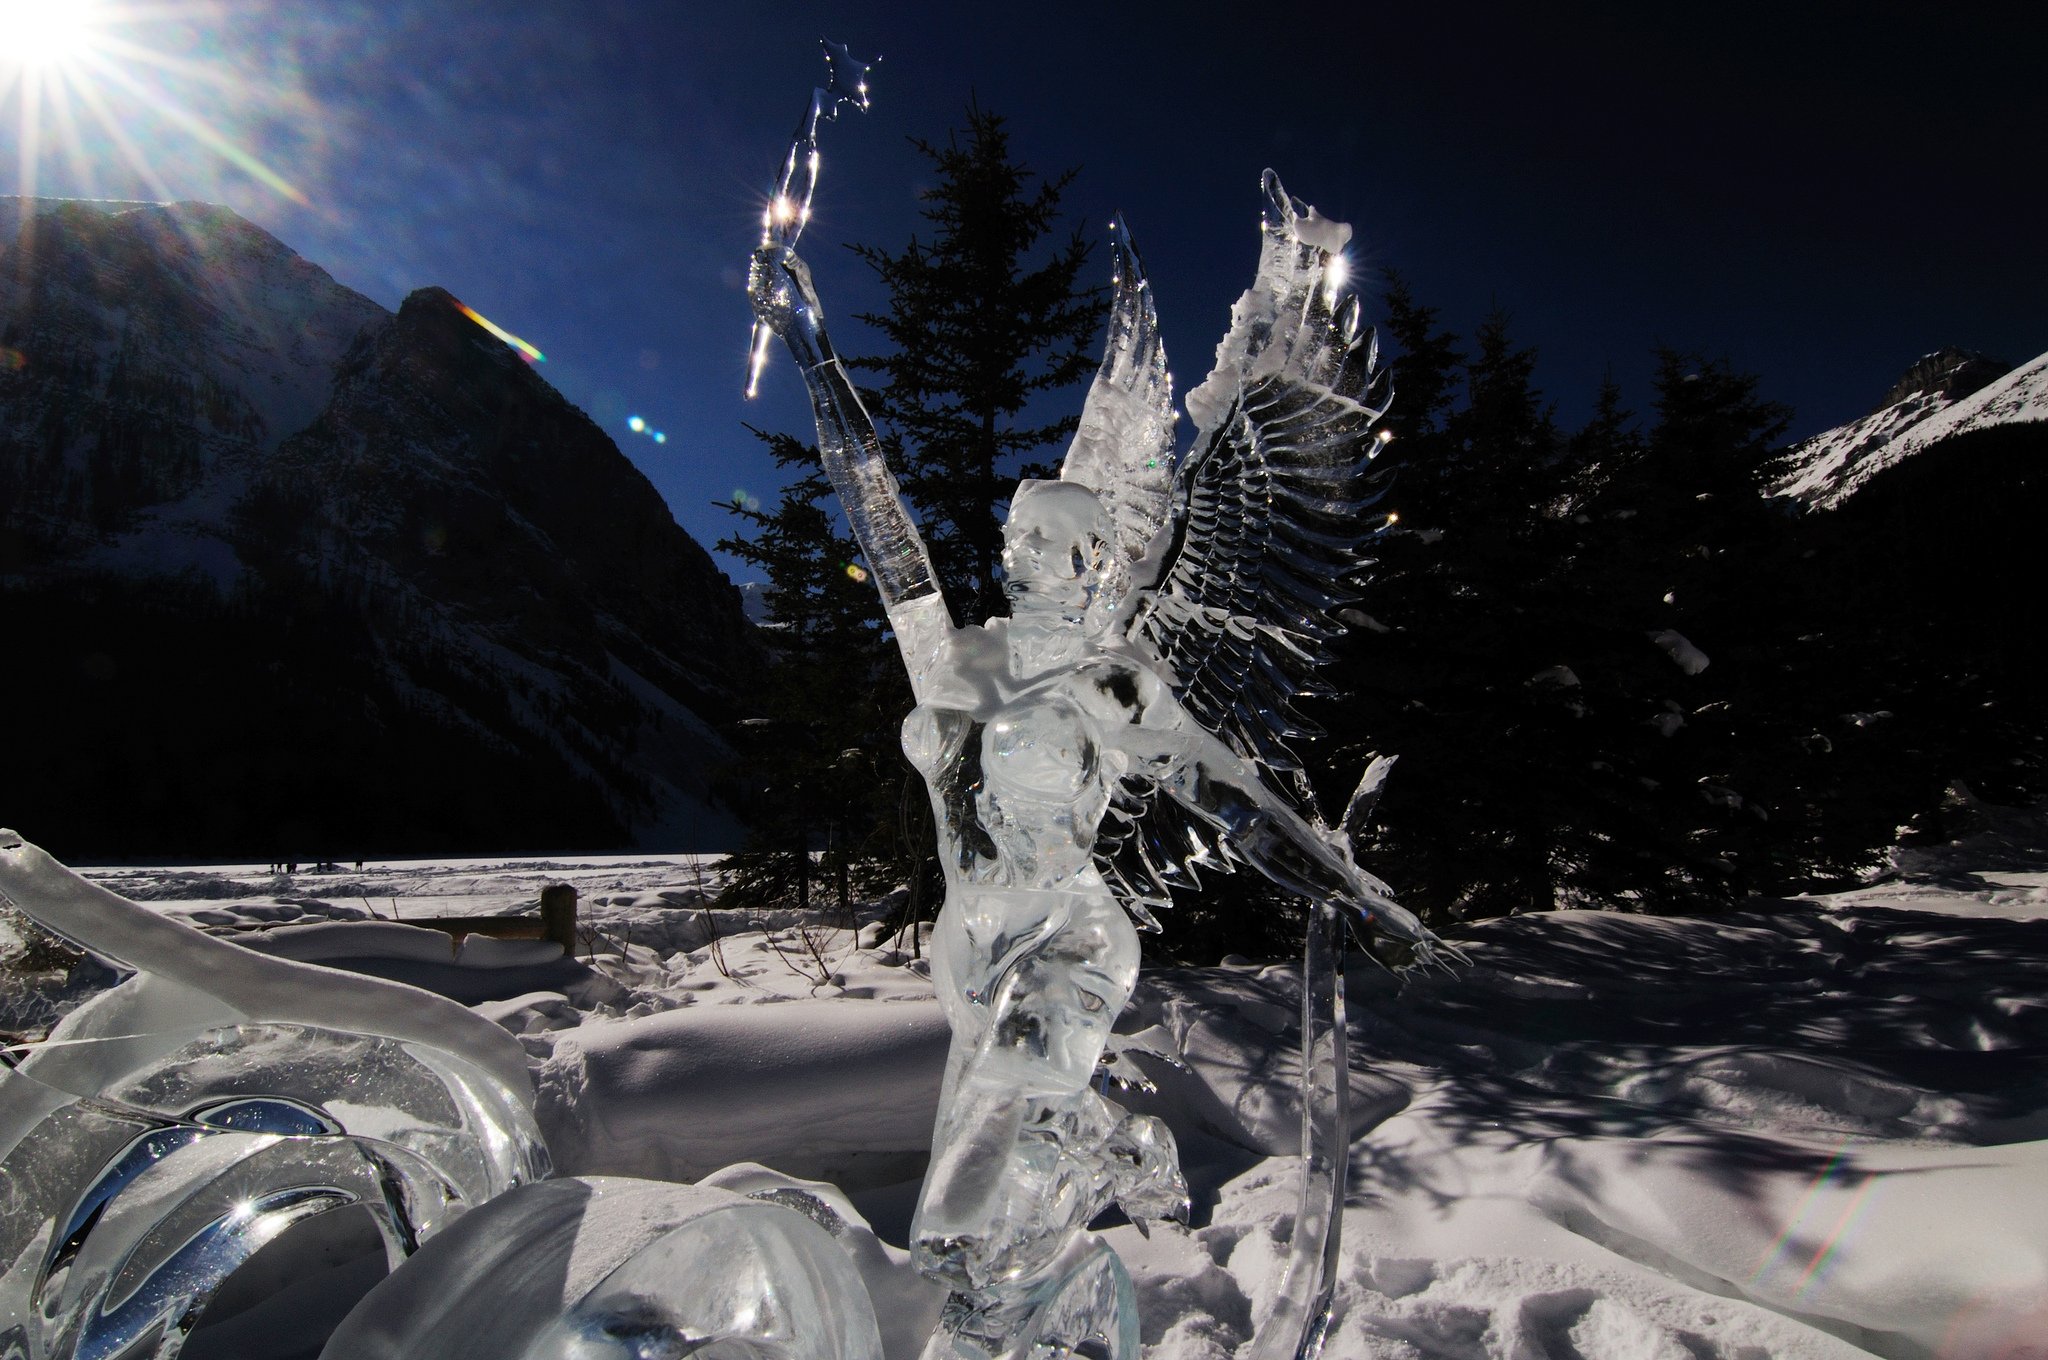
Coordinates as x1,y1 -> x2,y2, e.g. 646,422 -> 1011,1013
2,0 -> 318,210
1,0 -> 104,70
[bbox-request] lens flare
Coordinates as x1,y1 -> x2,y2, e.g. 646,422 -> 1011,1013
845,562 -> 869,583
1792,1173 -> 1880,1295
451,300 -> 545,364
0,347 -> 25,372
1749,1140 -> 1886,1299
622,416 -> 669,446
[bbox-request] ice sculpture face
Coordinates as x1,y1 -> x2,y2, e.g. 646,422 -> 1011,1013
748,162 -> 1442,1359
1002,479 -> 1124,639
0,832 -> 548,1360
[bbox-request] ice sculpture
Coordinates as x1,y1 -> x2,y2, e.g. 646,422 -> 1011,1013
317,1175 -> 884,1359
0,831 -> 548,1360
747,81 -> 1442,1349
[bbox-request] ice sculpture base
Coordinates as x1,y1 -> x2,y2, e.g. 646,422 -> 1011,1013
319,1175 -> 886,1360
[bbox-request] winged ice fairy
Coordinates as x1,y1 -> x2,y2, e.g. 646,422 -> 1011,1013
747,168 -> 1445,1359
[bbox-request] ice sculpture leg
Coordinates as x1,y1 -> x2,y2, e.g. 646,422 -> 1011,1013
0,833 -> 548,1360
915,890 -> 1136,1276
912,889 -> 1182,1357
319,1176 -> 884,1360
1245,901 -> 1351,1360
924,1235 -> 1137,1360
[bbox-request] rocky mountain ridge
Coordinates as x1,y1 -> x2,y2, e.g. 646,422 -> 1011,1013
1,197 -> 757,858
1767,344 -> 2045,508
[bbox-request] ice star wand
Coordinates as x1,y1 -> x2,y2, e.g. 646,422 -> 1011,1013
743,39 -> 876,399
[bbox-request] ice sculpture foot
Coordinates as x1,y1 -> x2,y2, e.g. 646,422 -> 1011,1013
910,1081 -> 1178,1359
912,1079 -> 1185,1287
921,1235 -> 1138,1360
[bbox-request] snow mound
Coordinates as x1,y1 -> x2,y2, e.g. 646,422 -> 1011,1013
532,998 -> 949,1190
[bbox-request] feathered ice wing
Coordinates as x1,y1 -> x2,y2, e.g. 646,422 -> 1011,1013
1057,217 -> 1178,604
1128,171 -> 1392,815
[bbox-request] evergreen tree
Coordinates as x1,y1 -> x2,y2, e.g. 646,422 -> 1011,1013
1551,351 -> 1801,910
1379,272 -> 1463,448
717,430 -> 907,911
1334,298 -> 1579,919
849,105 -> 1102,623
1564,370 -> 1639,500
1452,310 -> 1558,510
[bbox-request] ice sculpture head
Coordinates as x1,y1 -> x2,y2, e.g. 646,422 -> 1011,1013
1002,480 -> 1126,640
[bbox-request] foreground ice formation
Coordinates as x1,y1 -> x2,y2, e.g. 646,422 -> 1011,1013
319,1175 -> 885,1359
12,841 -> 2048,1358
0,832 -> 547,1360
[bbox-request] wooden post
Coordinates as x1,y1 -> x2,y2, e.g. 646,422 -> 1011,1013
539,883 -> 578,954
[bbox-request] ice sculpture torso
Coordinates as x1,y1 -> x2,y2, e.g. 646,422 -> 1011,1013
908,657 -> 1186,888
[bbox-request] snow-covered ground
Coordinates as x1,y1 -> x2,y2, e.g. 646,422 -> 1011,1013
13,823 -> 2048,1359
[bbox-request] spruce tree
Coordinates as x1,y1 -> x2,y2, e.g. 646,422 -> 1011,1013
717,431 -> 907,911
1555,351 -> 1799,910
849,105 -> 1101,624
1563,370 -> 1639,502
1334,298 -> 1581,919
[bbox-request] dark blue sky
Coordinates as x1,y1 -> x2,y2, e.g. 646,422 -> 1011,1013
8,1 -> 2045,581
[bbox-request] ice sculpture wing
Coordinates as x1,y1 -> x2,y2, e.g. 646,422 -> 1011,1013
1128,171 -> 1392,815
1057,217 -> 1178,600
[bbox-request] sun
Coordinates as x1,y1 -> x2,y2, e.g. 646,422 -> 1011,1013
2,0 -> 314,208
0,0 -> 103,72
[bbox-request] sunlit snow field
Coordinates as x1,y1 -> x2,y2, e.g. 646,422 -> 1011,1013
20,818 -> 2048,1360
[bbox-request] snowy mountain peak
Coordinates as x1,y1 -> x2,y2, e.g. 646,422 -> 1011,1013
1768,345 -> 2048,508
1878,346 -> 2010,407
0,197 -> 389,463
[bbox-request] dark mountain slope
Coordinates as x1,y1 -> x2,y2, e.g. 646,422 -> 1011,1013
0,198 -> 758,859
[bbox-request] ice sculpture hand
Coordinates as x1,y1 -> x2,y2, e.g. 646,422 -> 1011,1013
749,244 -> 830,370
0,832 -> 548,1360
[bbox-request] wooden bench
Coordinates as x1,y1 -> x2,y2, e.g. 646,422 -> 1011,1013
404,883 -> 579,954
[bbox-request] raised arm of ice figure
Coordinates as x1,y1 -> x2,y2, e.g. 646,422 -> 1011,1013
1107,674 -> 1433,948
747,243 -> 952,689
